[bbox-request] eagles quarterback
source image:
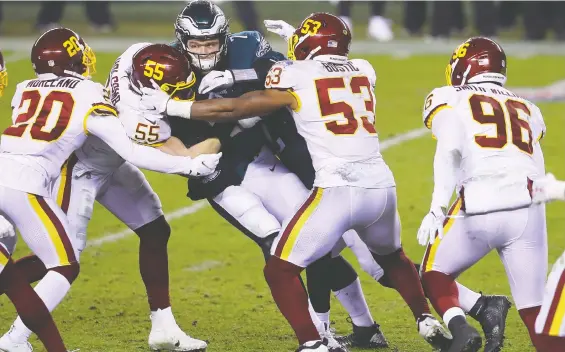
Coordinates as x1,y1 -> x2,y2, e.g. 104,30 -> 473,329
167,1 -> 389,350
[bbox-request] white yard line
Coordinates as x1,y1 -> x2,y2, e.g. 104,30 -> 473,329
90,127 -> 430,248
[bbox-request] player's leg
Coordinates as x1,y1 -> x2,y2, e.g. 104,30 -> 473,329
0,238 -> 66,352
0,187 -> 79,350
97,162 -> 207,351
1,155 -> 82,292
264,187 -> 350,350
243,156 -> 382,346
357,187 -> 450,350
498,204 -> 565,352
421,199 -> 496,352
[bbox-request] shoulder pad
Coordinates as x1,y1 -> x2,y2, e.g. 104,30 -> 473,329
350,59 -> 376,86
229,30 -> 273,59
264,60 -> 296,90
422,86 -> 457,129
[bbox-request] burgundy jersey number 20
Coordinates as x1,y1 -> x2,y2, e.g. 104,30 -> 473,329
4,90 -> 75,142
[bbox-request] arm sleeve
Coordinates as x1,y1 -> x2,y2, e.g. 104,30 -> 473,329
429,109 -> 462,210
86,114 -> 193,175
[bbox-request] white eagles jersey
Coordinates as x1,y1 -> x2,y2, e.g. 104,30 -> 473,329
423,83 -> 546,213
0,74 -> 118,196
76,42 -> 172,172
264,57 -> 395,189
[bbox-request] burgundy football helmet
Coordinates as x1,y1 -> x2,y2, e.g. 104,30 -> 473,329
446,37 -> 507,86
288,12 -> 351,61
31,27 -> 96,78
0,50 -> 7,97
131,44 -> 196,101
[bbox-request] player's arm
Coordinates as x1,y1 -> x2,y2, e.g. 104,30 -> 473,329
166,89 -> 297,122
429,109 -> 462,211
158,136 -> 221,157
84,106 -> 219,176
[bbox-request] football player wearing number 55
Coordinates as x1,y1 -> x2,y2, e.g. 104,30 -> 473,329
141,12 -> 452,352
416,37 -> 563,352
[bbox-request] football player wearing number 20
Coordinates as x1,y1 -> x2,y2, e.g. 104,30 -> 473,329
0,50 -> 70,352
416,37 -> 564,352
0,29 -> 220,352
141,13 -> 453,352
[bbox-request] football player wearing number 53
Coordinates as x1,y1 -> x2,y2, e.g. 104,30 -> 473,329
415,37 -> 563,352
141,12 -> 452,352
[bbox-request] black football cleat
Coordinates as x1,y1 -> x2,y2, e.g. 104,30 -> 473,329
468,295 -> 512,352
336,320 -> 388,349
447,316 -> 482,352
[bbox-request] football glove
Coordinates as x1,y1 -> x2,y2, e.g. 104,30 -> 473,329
532,173 -> 565,203
198,70 -> 235,95
417,206 -> 446,246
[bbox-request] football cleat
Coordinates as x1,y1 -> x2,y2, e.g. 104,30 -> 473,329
417,314 -> 452,351
336,319 -> 388,348
0,332 -> 32,352
446,316 -> 482,352
319,330 -> 349,352
468,295 -> 512,352
296,340 -> 328,352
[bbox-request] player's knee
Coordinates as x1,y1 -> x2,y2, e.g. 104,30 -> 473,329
135,216 -> 171,243
264,256 -> 302,286
258,231 -> 278,262
52,262 -> 80,284
328,255 -> 358,291
372,247 -> 408,269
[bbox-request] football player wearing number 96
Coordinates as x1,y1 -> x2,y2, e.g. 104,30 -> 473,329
416,37 -> 563,352
140,12 -> 452,352
0,28 -> 220,352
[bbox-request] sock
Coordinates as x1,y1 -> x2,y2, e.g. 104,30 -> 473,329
443,307 -> 466,327
136,217 -> 171,311
305,256 -> 332,314
10,271 -> 71,343
316,311 -> 330,331
308,301 -> 326,334
0,261 -> 66,351
264,257 -> 320,344
151,306 -> 177,328
456,282 -> 481,313
334,278 -> 374,327
422,270 -> 460,317
520,306 -> 565,352
372,248 -> 431,319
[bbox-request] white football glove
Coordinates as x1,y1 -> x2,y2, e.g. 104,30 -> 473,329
198,70 -> 235,95
140,80 -> 170,115
0,215 -> 15,239
187,153 -> 222,177
417,207 -> 446,246
532,173 -> 565,204
264,19 -> 296,41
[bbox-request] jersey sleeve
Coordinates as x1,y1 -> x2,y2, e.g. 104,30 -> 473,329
528,103 -> 546,142
120,106 -> 172,147
264,61 -> 296,90
422,86 -> 456,129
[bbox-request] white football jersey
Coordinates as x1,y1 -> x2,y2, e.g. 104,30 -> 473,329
264,57 -> 395,189
76,42 -> 172,172
423,83 -> 546,212
0,74 -> 117,196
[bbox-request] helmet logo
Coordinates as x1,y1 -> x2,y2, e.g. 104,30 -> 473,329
343,29 -> 348,35
63,36 -> 81,57
300,19 -> 322,35
143,60 -> 165,81
452,42 -> 470,60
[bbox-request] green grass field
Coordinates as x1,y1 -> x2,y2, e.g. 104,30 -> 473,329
0,51 -> 564,352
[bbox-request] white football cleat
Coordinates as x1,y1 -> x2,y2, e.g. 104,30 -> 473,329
148,309 -> 207,351
296,340 -> 329,352
320,329 -> 349,352
417,314 -> 452,351
0,332 -> 32,352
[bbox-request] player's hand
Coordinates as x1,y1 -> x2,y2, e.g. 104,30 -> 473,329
238,116 -> 261,129
532,173 -> 565,203
417,207 -> 446,246
187,153 -> 222,177
140,80 -> 170,115
198,70 -> 235,95
264,20 -> 295,41
0,215 -> 15,239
